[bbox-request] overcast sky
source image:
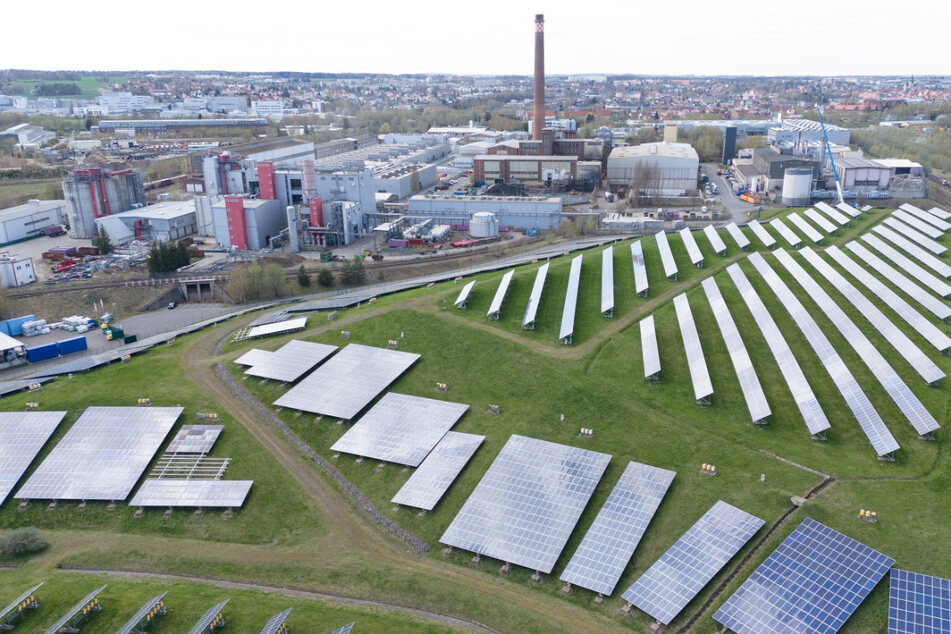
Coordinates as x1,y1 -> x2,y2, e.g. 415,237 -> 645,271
5,0 -> 950,77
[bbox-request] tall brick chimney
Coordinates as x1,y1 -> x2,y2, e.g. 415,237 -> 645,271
533,14 -> 545,141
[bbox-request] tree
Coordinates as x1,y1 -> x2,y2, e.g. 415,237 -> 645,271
317,268 -> 333,287
224,262 -> 289,303
84,117 -> 93,131
297,264 -> 310,287
0,527 -> 48,556
92,225 -> 113,255
339,258 -> 365,286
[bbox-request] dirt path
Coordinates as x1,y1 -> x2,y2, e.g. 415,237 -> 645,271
58,567 -> 493,632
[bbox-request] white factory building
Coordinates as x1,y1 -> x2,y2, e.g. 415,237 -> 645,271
407,195 -> 563,231
767,118 -> 851,148
95,200 -> 199,245
606,141 -> 700,195
0,256 -> 36,288
0,199 -> 68,245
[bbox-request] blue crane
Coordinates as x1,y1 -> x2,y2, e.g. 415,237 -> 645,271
815,103 -> 845,204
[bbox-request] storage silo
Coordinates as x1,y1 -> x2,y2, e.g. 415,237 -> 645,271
470,212 -> 499,238
782,167 -> 812,206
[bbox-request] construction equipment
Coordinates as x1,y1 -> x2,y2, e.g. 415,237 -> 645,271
816,103 -> 845,205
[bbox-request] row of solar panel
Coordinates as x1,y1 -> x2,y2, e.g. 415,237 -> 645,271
641,242 -> 945,457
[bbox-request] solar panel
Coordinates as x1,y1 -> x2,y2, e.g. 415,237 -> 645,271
787,212 -> 825,244
116,592 -> 167,634
44,585 -> 106,634
0,411 -> 66,507
673,293 -> 713,404
245,340 -> 338,383
246,317 -> 307,338
487,270 -> 514,319
892,210 -> 945,239
702,277 -> 771,423
130,479 -> 252,508
836,201 -> 862,219
889,569 -> 951,634
655,231 -> 679,280
560,462 -> 675,596
826,246 -> 951,353
862,234 -> 951,297
882,217 -> 947,255
391,431 -> 484,510
332,623 -> 354,634
798,247 -> 944,385
274,344 -> 420,419
454,280 -> 475,309
439,434 -> 611,574
714,517 -> 894,634
188,599 -> 229,634
846,241 -> 951,320
726,264 -> 830,437
234,349 -> 273,366
899,203 -> 951,231
260,608 -> 292,634
680,228 -> 704,267
601,246 -> 615,316
522,263 -> 549,329
814,200 -> 851,225
699,227 -> 725,257
330,392 -> 468,466
769,218 -> 801,248
927,205 -> 951,221
724,222 -> 751,250
804,208 -> 838,234
640,316 -> 661,380
16,406 -> 182,501
559,255 -> 582,343
749,253 -> 900,458
747,220 -> 776,249
873,225 -> 951,277
0,582 -> 43,627
621,500 -> 764,626
630,241 -> 649,296
166,424 -> 223,454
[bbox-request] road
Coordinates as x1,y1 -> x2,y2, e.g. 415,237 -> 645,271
702,162 -> 754,223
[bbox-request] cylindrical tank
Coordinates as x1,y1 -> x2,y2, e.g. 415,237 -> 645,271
782,167 -> 812,206
470,212 -> 499,238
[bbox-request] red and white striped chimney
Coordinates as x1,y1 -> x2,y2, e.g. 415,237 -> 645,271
533,14 -> 545,141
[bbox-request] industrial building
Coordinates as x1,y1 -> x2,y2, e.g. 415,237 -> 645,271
95,201 -> 198,244
0,123 -> 54,149
211,197 -> 286,250
407,194 -> 563,231
0,200 -> 68,244
825,157 -> 891,192
62,168 -> 146,239
98,119 -> 268,133
0,256 -> 36,288
747,148 -> 820,192
606,141 -> 700,195
474,155 -> 577,185
768,118 -> 850,148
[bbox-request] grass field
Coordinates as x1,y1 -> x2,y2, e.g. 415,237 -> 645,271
0,179 -> 62,208
2,76 -> 126,99
2,205 -> 951,632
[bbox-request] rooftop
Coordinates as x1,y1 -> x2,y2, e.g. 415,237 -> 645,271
113,200 -> 197,220
0,199 -> 67,222
771,118 -> 846,133
609,141 -> 699,160
874,158 -> 922,169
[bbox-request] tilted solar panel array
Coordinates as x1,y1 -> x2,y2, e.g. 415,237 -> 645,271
522,263 -> 549,328
703,224 -> 727,255
873,225 -> 951,277
882,216 -> 946,255
673,293 -> 713,403
621,500 -> 764,625
245,340 -> 338,383
747,220 -> 776,249
749,253 -> 900,458
724,222 -> 751,250
630,241 -> 649,296
702,277 -> 770,423
805,208 -> 838,234
655,231 -> 679,280
714,517 -> 893,634
601,246 -> 615,315
454,280 -> 475,308
680,228 -> 704,267
391,431 -> 484,511
769,218 -> 801,248
787,212 -> 825,244
640,316 -> 661,380
889,568 -> 951,634
862,234 -> 951,297
727,264 -> 830,437
487,270 -> 515,319
0,411 -> 66,507
892,210 -> 945,239
559,255 -> 583,342
560,462 -> 675,596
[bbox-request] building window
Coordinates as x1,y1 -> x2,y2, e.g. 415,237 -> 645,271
290,179 -> 302,189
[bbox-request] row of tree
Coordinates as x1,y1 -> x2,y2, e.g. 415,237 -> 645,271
147,240 -> 191,274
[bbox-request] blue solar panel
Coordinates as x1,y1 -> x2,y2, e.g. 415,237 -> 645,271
621,500 -> 764,625
889,569 -> 951,634
714,517 -> 894,634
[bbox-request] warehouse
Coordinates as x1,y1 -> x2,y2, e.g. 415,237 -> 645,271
0,199 -> 68,245
767,118 -> 850,147
407,194 -> 563,230
473,155 -> 577,184
95,201 -> 198,244
606,141 -> 699,195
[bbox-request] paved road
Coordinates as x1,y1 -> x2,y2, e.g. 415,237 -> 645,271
702,162 -> 753,223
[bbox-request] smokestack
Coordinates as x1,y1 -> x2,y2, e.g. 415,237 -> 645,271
533,13 -> 545,141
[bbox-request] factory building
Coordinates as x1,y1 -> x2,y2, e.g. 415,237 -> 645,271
98,92 -> 156,114
606,141 -> 699,195
0,200 -> 68,244
825,157 -> 891,192
408,195 -> 563,231
211,197 -> 286,250
314,135 -> 378,159
98,119 -> 268,133
474,155 -> 577,185
0,123 -> 55,149
768,118 -> 850,148
94,201 -> 198,245
0,256 -> 36,288
62,168 -> 146,239
748,148 -> 820,191
206,96 -> 249,113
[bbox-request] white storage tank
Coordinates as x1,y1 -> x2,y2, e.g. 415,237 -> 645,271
470,212 -> 499,238
782,167 -> 812,206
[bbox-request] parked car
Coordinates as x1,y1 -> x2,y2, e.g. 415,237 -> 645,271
167,301 -> 177,310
